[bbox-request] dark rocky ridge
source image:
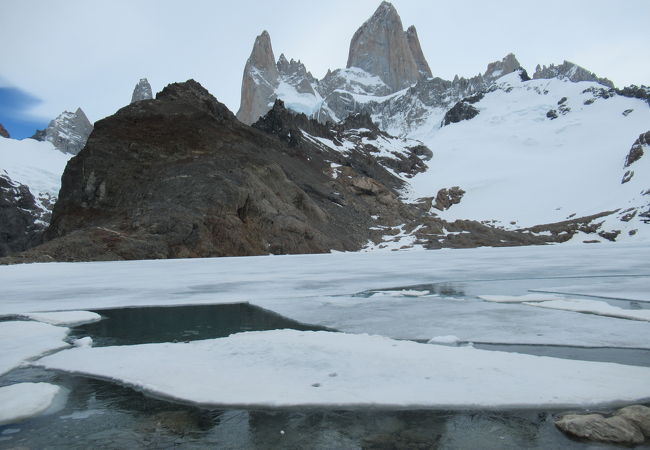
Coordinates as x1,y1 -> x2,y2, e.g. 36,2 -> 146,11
8,81 -> 425,261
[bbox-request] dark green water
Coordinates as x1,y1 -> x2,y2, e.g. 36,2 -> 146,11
69,303 -> 329,346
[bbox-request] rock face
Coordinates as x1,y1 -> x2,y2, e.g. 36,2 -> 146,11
533,61 -> 614,88
405,26 -> 432,78
236,30 -> 280,124
624,131 -> 648,167
32,80 -> 423,261
0,123 -> 9,138
484,53 -> 520,79
0,174 -> 47,256
442,100 -> 480,126
434,187 -> 465,210
131,78 -> 153,103
31,108 -> 93,155
346,2 -> 428,91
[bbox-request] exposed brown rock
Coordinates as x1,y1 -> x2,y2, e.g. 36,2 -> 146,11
624,130 -> 648,167
0,123 -> 9,138
434,187 -> 465,210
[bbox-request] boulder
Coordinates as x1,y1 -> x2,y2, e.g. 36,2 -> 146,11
555,412 -> 645,445
615,405 -> 650,437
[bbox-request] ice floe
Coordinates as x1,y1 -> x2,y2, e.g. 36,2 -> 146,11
0,383 -> 63,425
34,330 -> 650,409
21,310 -> 102,326
0,321 -> 69,375
478,293 -> 566,303
524,299 -> 650,322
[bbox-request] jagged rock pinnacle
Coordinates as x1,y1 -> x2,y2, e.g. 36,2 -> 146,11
0,123 -> 9,139
131,78 -> 153,103
484,53 -> 521,80
406,26 -> 432,78
237,30 -> 280,124
346,1 -> 429,91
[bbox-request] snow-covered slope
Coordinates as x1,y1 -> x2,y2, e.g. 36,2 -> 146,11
0,137 -> 71,203
0,137 -> 71,255
405,72 -> 650,241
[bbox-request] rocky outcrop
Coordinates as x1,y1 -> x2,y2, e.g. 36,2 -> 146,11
533,61 -> 614,88
434,187 -> 465,210
555,405 -> 650,445
236,30 -> 280,124
624,131 -> 648,167
131,78 -> 153,103
0,123 -> 9,138
31,108 -> 93,155
346,1 -> 428,91
442,101 -> 480,126
0,174 -> 47,256
622,131 -> 648,184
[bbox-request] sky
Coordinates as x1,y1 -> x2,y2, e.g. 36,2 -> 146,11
1,0 -> 649,139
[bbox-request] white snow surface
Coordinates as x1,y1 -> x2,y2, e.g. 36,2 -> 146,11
0,321 -> 69,376
35,329 -> 650,409
0,137 -> 71,197
525,299 -> 650,322
21,311 -> 102,326
406,73 -> 650,238
1,244 -> 649,348
0,383 -> 62,425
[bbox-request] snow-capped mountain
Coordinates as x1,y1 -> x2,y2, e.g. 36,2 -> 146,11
235,1 -> 650,245
407,72 -> 650,242
31,107 -> 93,155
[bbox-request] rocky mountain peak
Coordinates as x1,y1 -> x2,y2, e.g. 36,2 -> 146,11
247,30 -> 279,79
131,78 -> 153,103
346,1 -> 427,91
405,25 -> 432,78
236,30 -> 280,124
156,79 -> 235,121
484,53 -> 521,80
31,107 -> 93,155
0,123 -> 9,138
533,60 -> 614,88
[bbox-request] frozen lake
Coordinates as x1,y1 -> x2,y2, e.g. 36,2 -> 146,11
1,243 -> 649,446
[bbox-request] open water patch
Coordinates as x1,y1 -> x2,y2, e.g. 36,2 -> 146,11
69,303 -> 330,347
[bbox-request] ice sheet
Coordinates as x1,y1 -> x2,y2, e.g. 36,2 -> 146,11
0,321 -> 69,375
34,330 -> 650,409
1,244 -> 649,347
0,383 -> 62,425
